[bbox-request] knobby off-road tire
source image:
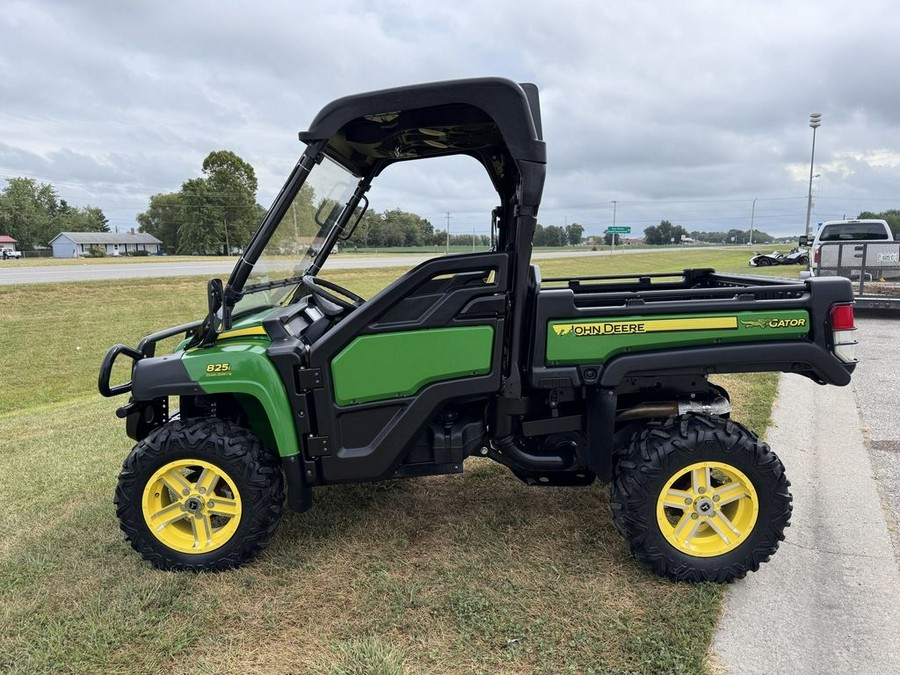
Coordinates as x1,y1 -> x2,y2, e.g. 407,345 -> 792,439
610,414 -> 792,582
115,419 -> 284,571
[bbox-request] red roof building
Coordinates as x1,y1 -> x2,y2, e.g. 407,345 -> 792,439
0,236 -> 17,244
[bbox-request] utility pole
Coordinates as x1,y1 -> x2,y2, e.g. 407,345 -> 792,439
223,217 -> 230,256
445,212 -> 451,255
749,198 -> 757,247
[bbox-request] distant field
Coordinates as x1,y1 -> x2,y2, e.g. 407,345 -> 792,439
0,248 -> 780,674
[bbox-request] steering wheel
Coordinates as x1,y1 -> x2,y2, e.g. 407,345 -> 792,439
302,275 -> 365,314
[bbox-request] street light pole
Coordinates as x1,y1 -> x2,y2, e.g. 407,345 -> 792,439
749,198 -> 757,247
804,113 -> 822,240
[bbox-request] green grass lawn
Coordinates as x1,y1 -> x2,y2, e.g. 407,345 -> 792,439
0,248 -> 782,674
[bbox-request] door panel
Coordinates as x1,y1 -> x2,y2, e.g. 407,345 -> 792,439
307,252 -> 509,482
331,325 -> 495,405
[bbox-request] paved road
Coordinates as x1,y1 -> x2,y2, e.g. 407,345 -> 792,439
0,247 -> 693,286
851,312 -> 900,562
713,316 -> 900,674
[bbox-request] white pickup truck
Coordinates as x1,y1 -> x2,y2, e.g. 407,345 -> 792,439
800,219 -> 900,308
1,247 -> 22,260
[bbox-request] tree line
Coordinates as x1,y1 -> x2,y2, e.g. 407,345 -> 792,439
10,152 -> 894,255
137,151 -> 588,253
0,178 -> 108,250
600,219 -> 777,246
342,212 -> 583,249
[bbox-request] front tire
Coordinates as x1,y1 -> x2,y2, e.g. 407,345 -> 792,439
610,414 -> 791,582
115,419 -> 284,571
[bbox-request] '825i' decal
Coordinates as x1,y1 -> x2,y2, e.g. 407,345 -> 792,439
205,363 -> 231,373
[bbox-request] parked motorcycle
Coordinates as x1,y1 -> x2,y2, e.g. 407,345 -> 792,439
749,247 -> 809,267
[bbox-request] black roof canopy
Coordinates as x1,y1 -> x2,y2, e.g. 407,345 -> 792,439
298,78 -> 546,189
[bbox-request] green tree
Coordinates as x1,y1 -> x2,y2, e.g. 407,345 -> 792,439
137,192 -> 183,253
566,222 -> 584,245
0,178 -> 108,249
644,220 -> 688,245
62,205 -> 109,232
203,150 -> 260,253
147,150 -> 262,255
178,178 -> 220,254
0,178 -> 53,249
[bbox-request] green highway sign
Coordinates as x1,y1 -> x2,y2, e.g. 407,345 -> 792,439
607,226 -> 631,234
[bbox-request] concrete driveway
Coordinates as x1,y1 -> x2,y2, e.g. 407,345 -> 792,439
713,314 -> 900,674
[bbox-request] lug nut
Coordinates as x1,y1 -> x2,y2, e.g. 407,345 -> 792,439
713,495 -> 720,502
198,487 -> 206,494
698,487 -> 706,494
684,498 -> 692,505
207,501 -> 215,508
182,489 -> 190,496
691,513 -> 699,520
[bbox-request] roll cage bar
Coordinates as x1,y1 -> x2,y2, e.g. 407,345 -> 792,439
207,78 -> 547,380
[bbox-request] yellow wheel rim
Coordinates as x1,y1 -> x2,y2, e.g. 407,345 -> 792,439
141,459 -> 243,554
656,461 -> 758,558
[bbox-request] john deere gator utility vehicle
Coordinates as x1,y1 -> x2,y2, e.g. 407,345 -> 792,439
100,78 -> 858,581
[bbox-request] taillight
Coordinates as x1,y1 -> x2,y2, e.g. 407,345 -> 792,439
829,303 -> 857,363
813,248 -> 819,264
830,304 -> 855,330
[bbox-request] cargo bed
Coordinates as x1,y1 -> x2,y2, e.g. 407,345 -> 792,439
528,267 -> 855,388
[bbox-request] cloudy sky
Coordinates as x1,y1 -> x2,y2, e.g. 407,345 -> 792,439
2,0 -> 899,240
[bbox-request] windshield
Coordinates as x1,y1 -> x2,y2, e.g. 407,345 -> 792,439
819,223 -> 890,242
234,155 -> 358,314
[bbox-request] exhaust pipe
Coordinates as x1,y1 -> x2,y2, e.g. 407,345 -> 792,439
492,435 -> 567,469
616,396 -> 730,422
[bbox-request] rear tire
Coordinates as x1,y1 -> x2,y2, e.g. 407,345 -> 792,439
115,419 -> 284,571
756,257 -> 771,267
610,414 -> 791,582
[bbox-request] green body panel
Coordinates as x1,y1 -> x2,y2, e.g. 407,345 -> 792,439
546,310 -> 811,365
331,326 -> 495,406
182,340 -> 300,458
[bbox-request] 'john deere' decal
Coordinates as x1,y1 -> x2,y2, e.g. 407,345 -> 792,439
553,316 -> 738,337
545,310 -> 810,365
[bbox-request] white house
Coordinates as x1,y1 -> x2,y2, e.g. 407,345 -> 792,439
50,232 -> 163,258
